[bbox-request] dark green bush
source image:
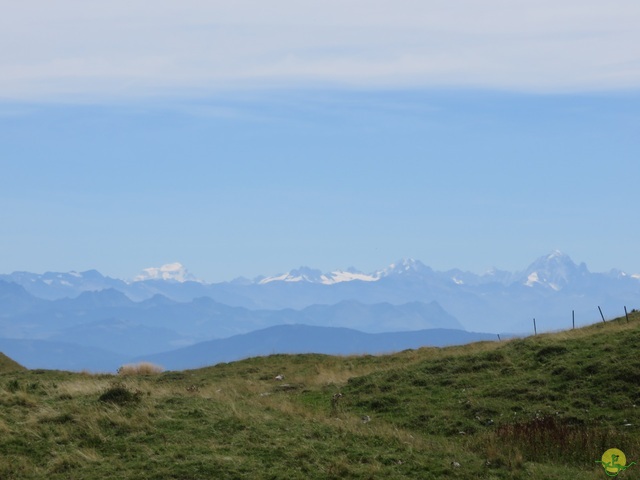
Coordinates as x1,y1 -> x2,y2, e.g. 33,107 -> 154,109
98,383 -> 141,405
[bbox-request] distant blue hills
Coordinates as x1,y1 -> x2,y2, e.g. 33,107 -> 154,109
0,281 -> 472,371
134,324 -> 501,372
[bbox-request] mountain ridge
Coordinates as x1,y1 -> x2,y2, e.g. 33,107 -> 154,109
3,251 -> 637,293
1,251 -> 638,335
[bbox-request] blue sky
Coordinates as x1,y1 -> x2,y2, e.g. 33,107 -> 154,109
1,1 -> 639,281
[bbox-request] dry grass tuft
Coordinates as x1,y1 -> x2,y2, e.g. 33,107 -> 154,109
117,362 -> 164,376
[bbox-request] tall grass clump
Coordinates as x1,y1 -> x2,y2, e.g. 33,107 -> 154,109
117,362 -> 164,376
491,415 -> 636,465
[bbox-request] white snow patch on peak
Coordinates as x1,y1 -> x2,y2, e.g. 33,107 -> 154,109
524,271 -> 559,290
632,274 -> 640,280
525,272 -> 540,287
378,258 -> 424,276
133,263 -> 200,283
258,273 -> 291,285
258,268 -> 378,285
322,271 -> 378,285
258,267 -> 322,284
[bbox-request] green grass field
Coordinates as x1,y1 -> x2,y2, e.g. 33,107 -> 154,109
1,311 -> 639,479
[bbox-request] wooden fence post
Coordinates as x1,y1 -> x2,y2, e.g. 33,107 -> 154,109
625,306 -> 629,323
572,310 -> 575,330
533,318 -> 537,336
598,306 -> 606,324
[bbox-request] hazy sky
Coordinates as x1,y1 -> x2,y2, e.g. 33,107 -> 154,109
1,1 -> 639,281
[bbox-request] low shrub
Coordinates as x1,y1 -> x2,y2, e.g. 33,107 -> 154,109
98,382 -> 142,405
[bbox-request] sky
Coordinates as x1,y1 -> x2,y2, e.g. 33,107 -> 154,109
1,1 -> 639,282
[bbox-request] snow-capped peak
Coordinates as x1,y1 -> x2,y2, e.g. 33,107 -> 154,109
519,250 -> 588,290
258,259 -> 437,285
324,269 -> 378,284
258,267 -> 323,284
258,266 -> 378,285
133,263 -> 199,283
377,258 -> 432,277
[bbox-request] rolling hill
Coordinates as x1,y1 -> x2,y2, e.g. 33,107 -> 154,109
0,310 -> 638,478
135,324 -> 499,371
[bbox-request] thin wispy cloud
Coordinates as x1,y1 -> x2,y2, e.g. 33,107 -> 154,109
1,0 -> 639,101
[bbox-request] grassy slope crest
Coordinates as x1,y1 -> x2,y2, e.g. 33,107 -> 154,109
0,351 -> 26,373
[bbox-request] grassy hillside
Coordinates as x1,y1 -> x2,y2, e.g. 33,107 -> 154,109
1,312 -> 639,479
0,351 -> 26,373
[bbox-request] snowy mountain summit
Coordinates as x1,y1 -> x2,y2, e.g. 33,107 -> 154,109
518,250 -> 589,291
133,263 -> 200,283
252,252 -> 623,292
257,258 -> 433,285
258,266 -> 378,285
378,258 -> 433,278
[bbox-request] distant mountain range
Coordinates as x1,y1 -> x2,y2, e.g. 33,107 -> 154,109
2,251 -> 638,331
0,281 -> 490,372
0,251 -> 638,371
0,283 -> 459,351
